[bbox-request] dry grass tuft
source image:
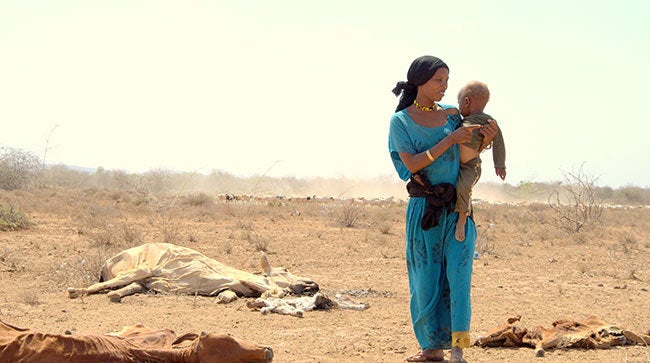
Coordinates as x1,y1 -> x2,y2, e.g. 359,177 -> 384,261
335,201 -> 363,228
51,247 -> 113,288
18,291 -> 41,306
0,246 -> 25,273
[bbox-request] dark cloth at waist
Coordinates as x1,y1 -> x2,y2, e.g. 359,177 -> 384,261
406,171 -> 456,230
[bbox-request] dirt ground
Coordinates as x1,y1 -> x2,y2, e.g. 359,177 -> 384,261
1,187 -> 649,362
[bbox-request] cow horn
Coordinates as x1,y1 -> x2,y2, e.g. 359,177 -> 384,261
260,252 -> 272,275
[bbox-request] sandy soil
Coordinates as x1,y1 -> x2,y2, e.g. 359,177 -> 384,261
1,189 -> 649,362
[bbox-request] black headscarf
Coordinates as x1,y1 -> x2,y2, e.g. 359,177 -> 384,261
392,55 -> 448,112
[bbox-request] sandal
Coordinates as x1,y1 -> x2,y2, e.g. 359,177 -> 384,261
406,351 -> 444,362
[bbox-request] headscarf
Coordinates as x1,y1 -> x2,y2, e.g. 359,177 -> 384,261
392,55 -> 448,112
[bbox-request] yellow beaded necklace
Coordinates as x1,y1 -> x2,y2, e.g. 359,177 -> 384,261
413,99 -> 438,112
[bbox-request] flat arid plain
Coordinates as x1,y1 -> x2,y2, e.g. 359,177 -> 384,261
1,174 -> 649,362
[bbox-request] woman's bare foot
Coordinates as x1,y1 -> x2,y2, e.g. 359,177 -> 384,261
406,349 -> 444,362
450,346 -> 468,363
455,212 -> 467,241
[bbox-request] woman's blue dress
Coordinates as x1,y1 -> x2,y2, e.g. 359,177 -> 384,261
388,105 -> 476,350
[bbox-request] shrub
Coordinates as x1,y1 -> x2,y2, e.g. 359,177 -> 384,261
41,164 -> 93,188
611,186 -> 650,205
0,147 -> 42,190
0,202 -> 31,231
336,201 -> 362,228
182,192 -> 214,207
547,165 -> 603,233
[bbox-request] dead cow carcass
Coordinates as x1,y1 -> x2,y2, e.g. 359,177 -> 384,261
68,243 -> 319,305
0,320 -> 273,363
474,315 -> 650,357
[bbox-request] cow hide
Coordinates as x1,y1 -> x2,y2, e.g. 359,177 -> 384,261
0,320 -> 273,363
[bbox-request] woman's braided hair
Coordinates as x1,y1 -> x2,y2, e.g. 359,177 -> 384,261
392,55 -> 448,112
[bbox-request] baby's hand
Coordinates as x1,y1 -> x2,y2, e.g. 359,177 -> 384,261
495,167 -> 506,181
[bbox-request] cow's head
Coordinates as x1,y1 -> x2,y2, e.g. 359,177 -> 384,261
259,253 -> 319,296
175,332 -> 273,363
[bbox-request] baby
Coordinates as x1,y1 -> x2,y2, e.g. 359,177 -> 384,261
455,81 -> 507,241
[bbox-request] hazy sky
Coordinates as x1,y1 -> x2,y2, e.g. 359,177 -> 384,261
2,0 -> 649,188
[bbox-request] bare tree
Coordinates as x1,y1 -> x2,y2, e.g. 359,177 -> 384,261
547,163 -> 603,233
41,124 -> 60,169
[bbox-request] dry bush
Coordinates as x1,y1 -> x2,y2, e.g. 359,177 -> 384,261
18,290 -> 41,306
335,201 -> 363,228
472,202 -> 564,257
91,188 -> 134,204
41,165 -> 93,188
182,192 -> 214,207
140,169 -> 174,193
597,185 -> 650,206
161,221 -> 182,243
100,169 -> 137,191
0,201 -> 31,231
245,230 -> 269,252
363,205 -> 398,234
0,147 -> 42,191
546,165 -> 604,233
77,206 -> 143,248
475,223 -> 496,256
88,228 -> 120,248
119,222 -> 145,245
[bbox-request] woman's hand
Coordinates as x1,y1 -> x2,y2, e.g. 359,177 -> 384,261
480,119 -> 498,145
449,125 -> 480,144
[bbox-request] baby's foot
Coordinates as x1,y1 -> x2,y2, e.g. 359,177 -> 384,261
455,217 -> 466,242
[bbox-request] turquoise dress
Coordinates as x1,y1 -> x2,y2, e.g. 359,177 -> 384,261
388,105 -> 476,350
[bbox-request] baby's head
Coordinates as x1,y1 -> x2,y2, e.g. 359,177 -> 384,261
457,81 -> 490,117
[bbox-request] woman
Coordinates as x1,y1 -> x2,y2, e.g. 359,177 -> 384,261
388,55 -> 497,363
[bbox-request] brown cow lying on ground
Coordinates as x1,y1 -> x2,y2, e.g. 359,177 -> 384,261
66,243 -> 367,316
0,320 -> 273,363
474,315 -> 650,357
